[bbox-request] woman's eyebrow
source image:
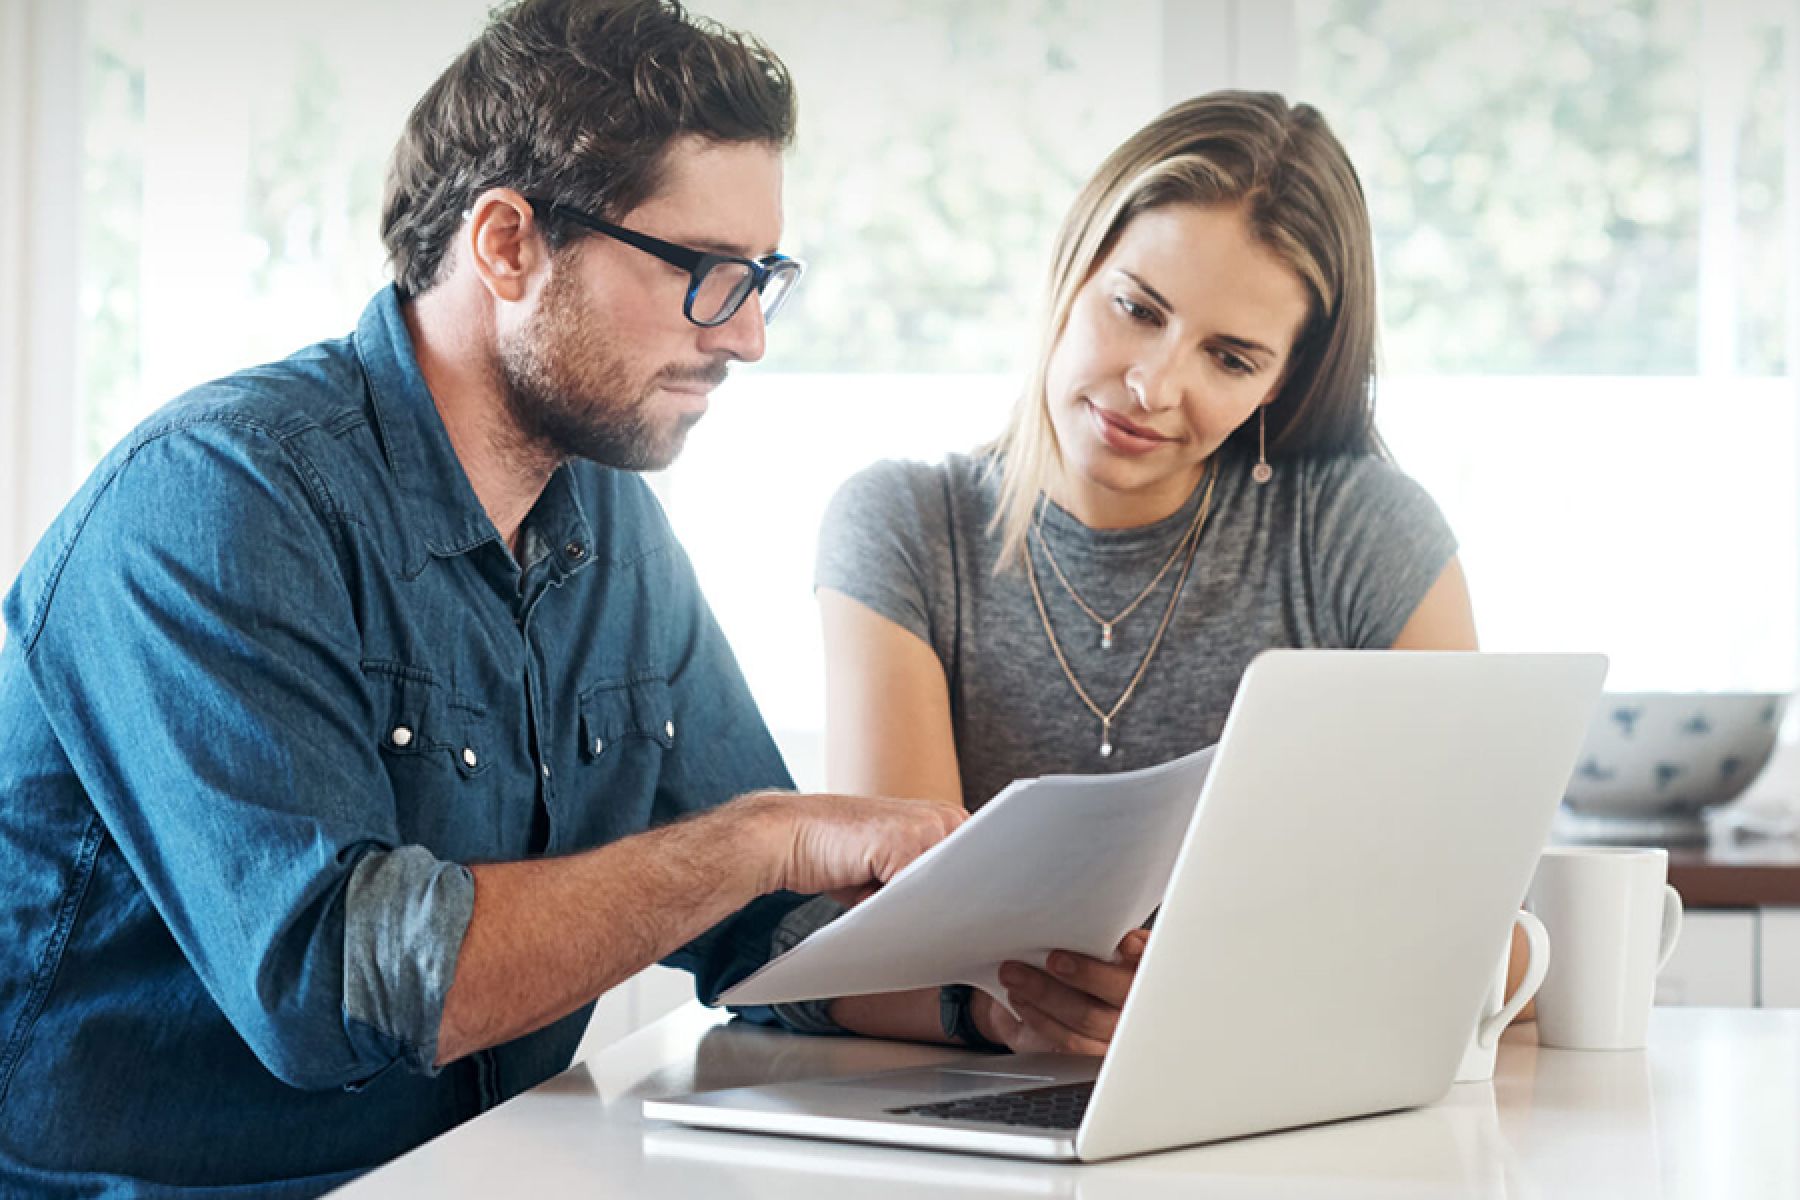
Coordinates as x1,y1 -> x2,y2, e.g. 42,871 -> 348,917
1119,269 -> 1277,358
1214,332 -> 1277,359
1117,269 -> 1173,311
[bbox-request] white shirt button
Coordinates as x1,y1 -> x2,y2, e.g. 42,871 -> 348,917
593,737 -> 605,756
540,763 -> 551,779
390,726 -> 414,748
665,720 -> 676,740
462,747 -> 479,769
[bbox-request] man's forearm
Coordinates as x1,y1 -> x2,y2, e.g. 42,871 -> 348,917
435,798 -> 778,1065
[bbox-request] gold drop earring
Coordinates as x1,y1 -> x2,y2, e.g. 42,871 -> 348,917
1252,406 -> 1273,484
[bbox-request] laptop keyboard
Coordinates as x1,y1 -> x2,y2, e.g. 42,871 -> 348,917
887,1080 -> 1093,1130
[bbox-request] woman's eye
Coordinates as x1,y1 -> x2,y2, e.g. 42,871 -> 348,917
1112,295 -> 1157,324
1216,350 -> 1255,376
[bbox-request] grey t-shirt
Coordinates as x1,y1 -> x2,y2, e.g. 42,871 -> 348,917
816,445 -> 1458,813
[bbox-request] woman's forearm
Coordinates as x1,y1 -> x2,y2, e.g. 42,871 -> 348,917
828,988 -> 952,1045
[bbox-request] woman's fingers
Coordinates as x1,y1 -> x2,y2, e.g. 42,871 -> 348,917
1047,947 -> 1136,1008
971,989 -> 1023,1050
1007,996 -> 1113,1056
985,935 -> 1150,1055
1000,959 -> 1126,1044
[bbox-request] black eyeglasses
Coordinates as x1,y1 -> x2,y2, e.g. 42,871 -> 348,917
528,198 -> 804,328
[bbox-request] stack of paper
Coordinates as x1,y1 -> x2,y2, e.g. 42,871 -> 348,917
720,745 -> 1216,1011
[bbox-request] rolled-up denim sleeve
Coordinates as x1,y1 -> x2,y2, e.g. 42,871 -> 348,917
670,891 -> 845,1036
763,895 -> 848,1035
13,422 -> 437,1090
343,848 -> 475,1074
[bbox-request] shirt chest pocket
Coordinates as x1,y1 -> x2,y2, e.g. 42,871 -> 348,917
578,676 -> 675,836
364,661 -> 515,857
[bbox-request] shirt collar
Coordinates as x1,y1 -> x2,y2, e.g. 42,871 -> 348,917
352,285 -> 594,578
521,461 -> 599,585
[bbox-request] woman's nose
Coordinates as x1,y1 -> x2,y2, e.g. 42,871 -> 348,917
1125,361 -> 1181,412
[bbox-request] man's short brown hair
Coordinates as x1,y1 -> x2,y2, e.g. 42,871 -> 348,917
380,0 -> 795,297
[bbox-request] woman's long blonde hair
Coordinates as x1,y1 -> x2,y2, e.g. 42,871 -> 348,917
989,91 -> 1382,568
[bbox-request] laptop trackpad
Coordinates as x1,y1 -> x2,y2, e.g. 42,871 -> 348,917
820,1067 -> 1057,1097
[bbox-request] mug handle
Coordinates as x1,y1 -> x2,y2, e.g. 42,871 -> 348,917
1479,910 -> 1550,1049
1655,884 -> 1684,973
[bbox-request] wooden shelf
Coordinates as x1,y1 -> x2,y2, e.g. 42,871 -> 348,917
1668,840 -> 1800,908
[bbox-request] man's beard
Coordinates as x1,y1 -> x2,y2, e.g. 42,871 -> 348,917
496,267 -> 725,472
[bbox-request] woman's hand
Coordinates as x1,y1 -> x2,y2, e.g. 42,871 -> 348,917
971,928 -> 1150,1055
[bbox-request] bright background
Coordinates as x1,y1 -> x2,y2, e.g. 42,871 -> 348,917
4,0 -> 1796,797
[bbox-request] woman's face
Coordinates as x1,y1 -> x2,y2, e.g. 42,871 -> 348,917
1044,202 -> 1311,528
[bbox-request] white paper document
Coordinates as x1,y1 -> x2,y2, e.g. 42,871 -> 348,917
720,744 -> 1217,1012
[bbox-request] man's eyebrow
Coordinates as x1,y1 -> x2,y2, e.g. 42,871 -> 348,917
1118,269 -> 1277,359
687,236 -> 776,260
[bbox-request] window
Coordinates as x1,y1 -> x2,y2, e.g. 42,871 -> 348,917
663,1 -> 1162,771
81,0 -> 492,458
1297,0 -> 1794,693
69,1 -> 1800,788
73,0 -> 1163,785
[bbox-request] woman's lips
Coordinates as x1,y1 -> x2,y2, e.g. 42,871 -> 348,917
1087,401 -> 1172,456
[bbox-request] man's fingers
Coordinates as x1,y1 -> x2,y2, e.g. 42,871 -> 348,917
771,792 -> 965,897
825,882 -> 879,907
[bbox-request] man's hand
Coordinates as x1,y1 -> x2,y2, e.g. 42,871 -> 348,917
439,791 -> 960,1065
971,928 -> 1149,1055
737,791 -> 965,904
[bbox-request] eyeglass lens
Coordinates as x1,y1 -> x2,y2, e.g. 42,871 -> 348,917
691,260 -> 801,326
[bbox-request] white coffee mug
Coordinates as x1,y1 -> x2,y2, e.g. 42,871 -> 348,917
1455,910 -> 1549,1082
1528,846 -> 1683,1050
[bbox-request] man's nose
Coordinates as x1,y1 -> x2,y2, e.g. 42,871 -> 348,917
699,290 -> 767,364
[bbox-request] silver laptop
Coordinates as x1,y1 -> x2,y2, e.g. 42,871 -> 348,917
645,650 -> 1607,1163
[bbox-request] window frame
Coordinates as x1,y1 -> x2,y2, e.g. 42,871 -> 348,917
12,0 -> 1800,800
1,0 -> 83,592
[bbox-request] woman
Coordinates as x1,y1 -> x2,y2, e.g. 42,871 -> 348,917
802,92 -> 1478,1054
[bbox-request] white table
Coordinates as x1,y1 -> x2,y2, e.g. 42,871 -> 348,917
337,1005 -> 1800,1198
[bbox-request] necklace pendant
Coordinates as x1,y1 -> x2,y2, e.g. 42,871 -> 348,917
1100,623 -> 1114,650
1099,737 -> 1113,758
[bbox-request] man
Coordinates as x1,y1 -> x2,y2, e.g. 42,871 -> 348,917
0,2 -> 963,1193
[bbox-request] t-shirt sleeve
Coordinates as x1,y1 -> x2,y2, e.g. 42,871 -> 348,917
1308,456 -> 1460,648
814,460 -> 947,648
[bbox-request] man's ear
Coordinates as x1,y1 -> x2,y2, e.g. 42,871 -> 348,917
463,188 -> 548,304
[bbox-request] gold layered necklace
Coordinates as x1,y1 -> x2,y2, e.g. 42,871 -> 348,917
1023,463 -> 1218,759
1033,478 -> 1204,651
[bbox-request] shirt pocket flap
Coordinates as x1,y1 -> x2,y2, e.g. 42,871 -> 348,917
365,662 -> 440,758
580,676 -> 674,759
365,660 -> 492,777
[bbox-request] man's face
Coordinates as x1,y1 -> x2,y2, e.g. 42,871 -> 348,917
497,136 -> 785,471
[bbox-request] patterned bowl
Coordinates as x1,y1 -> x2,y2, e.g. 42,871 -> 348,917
1557,692 -> 1789,844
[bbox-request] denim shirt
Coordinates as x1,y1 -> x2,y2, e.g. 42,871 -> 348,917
0,286 -> 820,1196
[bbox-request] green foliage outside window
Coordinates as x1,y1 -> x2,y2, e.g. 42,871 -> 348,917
1300,0 -> 1786,376
77,0 -> 1791,463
